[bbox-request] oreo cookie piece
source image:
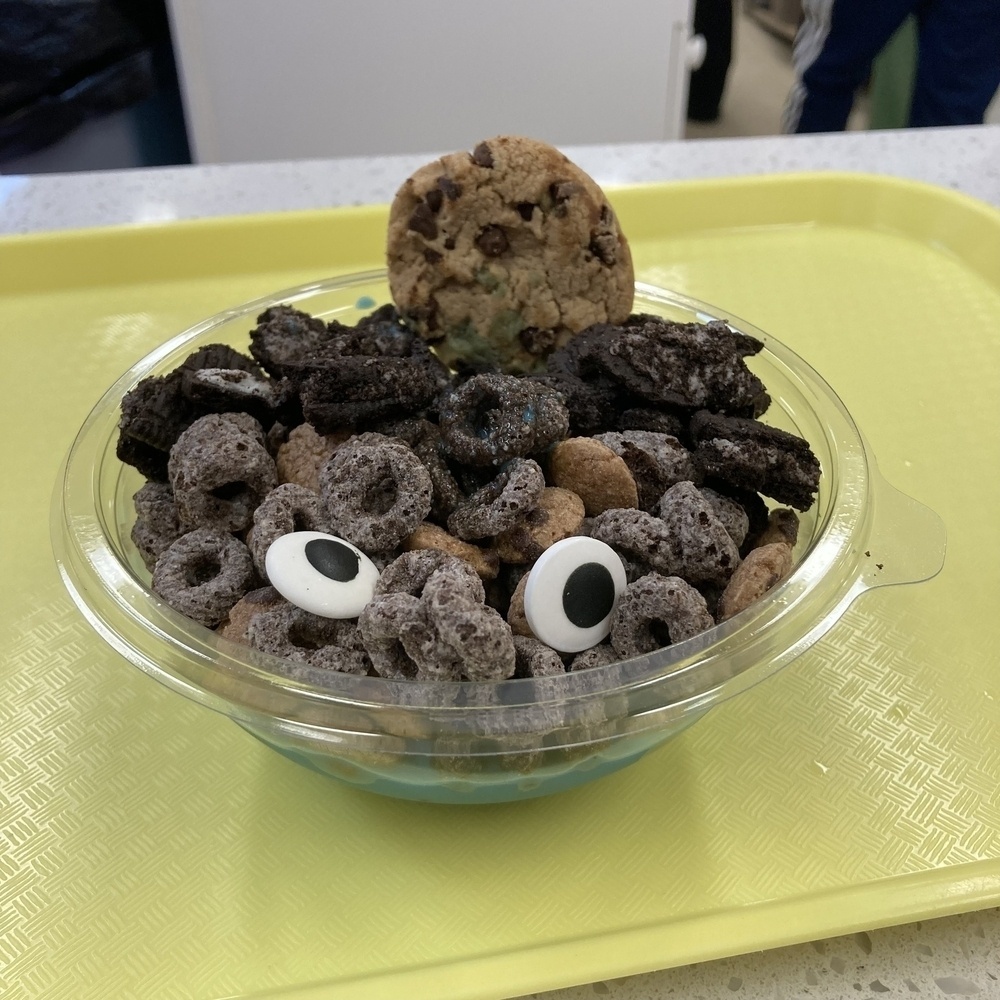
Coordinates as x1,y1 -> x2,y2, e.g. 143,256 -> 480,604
182,368 -> 290,427
690,410 -> 821,511
580,316 -> 767,414
180,343 -> 262,380
298,354 -> 451,433
117,370 -> 198,480
523,371 -> 618,437
249,304 -> 334,377
118,344 -> 273,480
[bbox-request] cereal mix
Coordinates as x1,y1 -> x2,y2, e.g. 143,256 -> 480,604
119,136 -> 821,682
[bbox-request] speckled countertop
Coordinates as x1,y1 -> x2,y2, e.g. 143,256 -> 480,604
2,126 -> 999,234
3,126 -> 999,999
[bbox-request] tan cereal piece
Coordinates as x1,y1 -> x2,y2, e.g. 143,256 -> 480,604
217,586 -> 285,645
495,487 -> 586,564
403,522 -> 500,580
506,574 -> 535,637
548,437 -> 639,516
754,508 -> 800,548
276,423 -> 351,493
718,542 -> 794,621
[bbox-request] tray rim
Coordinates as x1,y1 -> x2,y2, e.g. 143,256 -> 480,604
288,856 -> 1000,1000
2,170 -> 1000,298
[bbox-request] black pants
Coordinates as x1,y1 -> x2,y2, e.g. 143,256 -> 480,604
687,0 -> 734,121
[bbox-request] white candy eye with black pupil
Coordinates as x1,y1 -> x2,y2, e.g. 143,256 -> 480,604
265,530 -> 380,619
523,537 -> 627,653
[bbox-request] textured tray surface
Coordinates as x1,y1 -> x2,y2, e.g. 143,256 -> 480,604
2,173 -> 999,1000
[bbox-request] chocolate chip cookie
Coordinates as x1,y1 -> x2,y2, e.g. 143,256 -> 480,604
386,135 -> 634,373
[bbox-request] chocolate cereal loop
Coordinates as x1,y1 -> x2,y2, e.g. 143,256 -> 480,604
248,483 -> 329,577
319,433 -> 433,553
151,528 -> 255,629
358,551 -> 514,681
168,412 -> 277,533
130,481 -> 184,571
438,373 -> 569,466
610,573 -> 714,658
247,601 -> 372,675
447,458 -> 545,540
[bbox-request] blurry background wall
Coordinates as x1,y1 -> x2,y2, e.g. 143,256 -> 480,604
1,0 -> 997,175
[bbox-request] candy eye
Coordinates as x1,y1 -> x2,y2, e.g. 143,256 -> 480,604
523,537 -> 627,653
264,531 -> 380,619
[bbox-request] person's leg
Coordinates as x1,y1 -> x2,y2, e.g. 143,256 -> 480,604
783,0 -> 834,132
909,0 -> 1000,126
687,0 -> 734,122
785,0 -> 917,132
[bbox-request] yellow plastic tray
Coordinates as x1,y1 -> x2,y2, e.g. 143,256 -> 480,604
2,173 -> 1000,1000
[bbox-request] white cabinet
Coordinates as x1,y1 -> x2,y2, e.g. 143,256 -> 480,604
166,0 -> 695,163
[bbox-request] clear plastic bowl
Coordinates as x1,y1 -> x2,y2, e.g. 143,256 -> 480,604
52,272 -> 946,804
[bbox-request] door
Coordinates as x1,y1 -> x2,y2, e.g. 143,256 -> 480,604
167,0 -> 697,162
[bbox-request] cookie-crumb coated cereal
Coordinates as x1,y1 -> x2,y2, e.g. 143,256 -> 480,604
247,601 -> 372,675
168,412 -> 277,533
247,482 -> 328,577
512,635 -> 566,678
151,528 -> 255,629
610,574 -> 715,658
319,433 -> 433,553
447,458 -> 546,541
358,550 -> 515,681
130,481 -> 184,571
438,373 -> 569,467
656,481 -> 740,587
